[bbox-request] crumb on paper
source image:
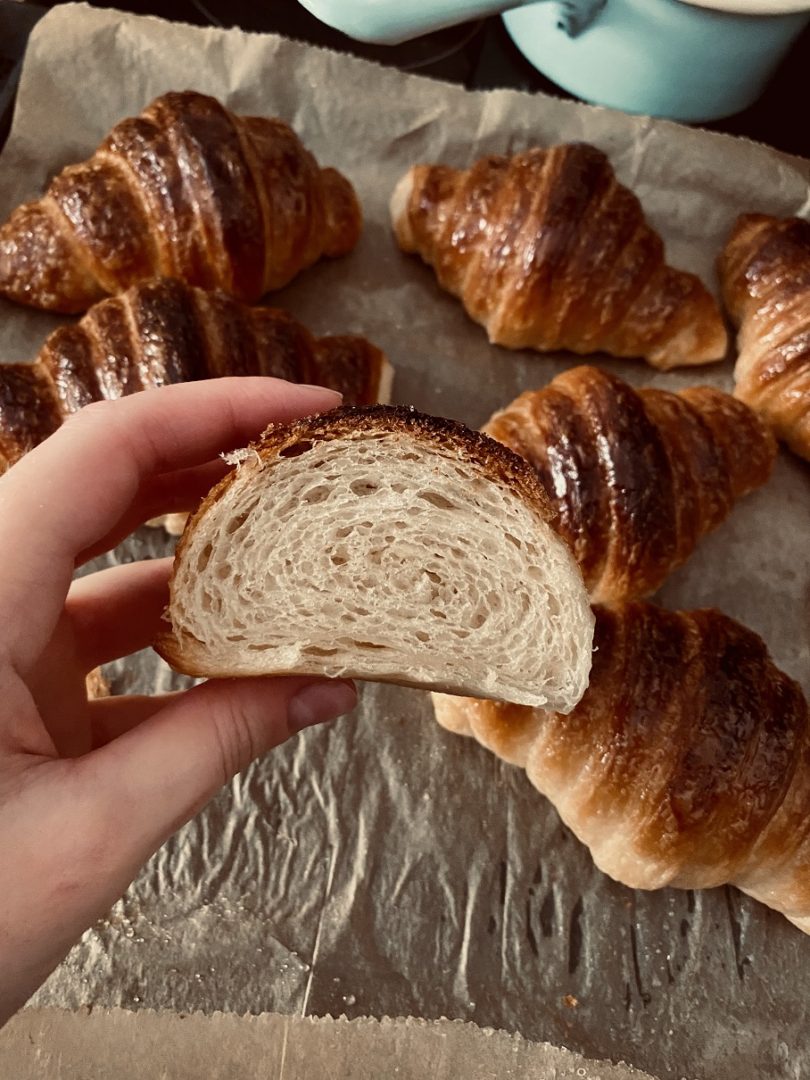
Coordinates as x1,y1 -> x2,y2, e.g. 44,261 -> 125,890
85,667 -> 110,700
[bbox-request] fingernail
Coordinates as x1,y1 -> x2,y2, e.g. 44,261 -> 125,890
297,385 -> 343,399
288,679 -> 357,733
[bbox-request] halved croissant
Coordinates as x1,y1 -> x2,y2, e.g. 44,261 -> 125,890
156,405 -> 595,711
718,213 -> 810,462
391,143 -> 727,370
0,91 -> 361,313
484,365 -> 775,603
0,278 -> 392,474
433,602 -> 810,933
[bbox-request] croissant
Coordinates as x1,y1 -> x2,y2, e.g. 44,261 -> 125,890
433,602 -> 810,933
718,213 -> 810,462
484,365 -> 775,603
390,143 -> 727,370
0,91 -> 361,313
0,278 -> 392,474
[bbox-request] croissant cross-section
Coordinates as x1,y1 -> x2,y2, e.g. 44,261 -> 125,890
156,405 -> 595,711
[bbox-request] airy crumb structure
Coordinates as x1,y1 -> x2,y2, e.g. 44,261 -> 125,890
156,406 -> 594,710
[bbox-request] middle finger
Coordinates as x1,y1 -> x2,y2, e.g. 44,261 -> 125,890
66,558 -> 173,670
76,459 -> 228,564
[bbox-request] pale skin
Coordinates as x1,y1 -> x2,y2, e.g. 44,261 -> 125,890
0,378 -> 357,1026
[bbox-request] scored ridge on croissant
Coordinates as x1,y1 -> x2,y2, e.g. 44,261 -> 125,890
433,602 -> 810,934
0,90 -> 362,313
391,143 -> 728,370
718,213 -> 810,462
484,365 -> 776,603
0,278 -> 392,473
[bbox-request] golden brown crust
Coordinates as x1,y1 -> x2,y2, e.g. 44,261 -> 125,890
541,605 -> 808,906
155,404 -> 559,674
311,336 -> 390,406
434,602 -> 810,928
433,692 -> 543,768
484,365 -> 776,602
718,213 -> 810,461
0,91 -> 362,313
393,144 -> 727,370
0,279 -> 390,471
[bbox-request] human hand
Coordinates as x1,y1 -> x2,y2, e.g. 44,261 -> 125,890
0,378 -> 357,1025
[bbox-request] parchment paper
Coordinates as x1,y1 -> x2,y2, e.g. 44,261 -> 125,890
0,7 -> 808,1079
0,1007 -> 661,1079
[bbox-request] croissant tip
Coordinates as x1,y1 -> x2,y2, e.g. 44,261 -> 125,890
0,202 -> 106,313
649,316 -> 729,370
0,226 -> 17,296
389,171 -> 415,248
319,167 -> 363,258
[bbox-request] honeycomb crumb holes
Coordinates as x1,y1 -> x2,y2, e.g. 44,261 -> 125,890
171,429 -> 591,708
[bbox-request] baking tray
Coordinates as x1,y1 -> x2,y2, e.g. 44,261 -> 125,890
0,7 -> 808,1078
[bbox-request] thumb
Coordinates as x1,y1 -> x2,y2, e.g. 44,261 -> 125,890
78,675 -> 357,861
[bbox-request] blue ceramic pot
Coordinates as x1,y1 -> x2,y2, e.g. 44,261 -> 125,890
503,0 -> 810,121
298,0 -> 810,121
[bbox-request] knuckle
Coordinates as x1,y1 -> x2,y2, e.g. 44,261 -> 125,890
63,400 -> 146,472
209,694 -> 262,785
68,399 -> 116,424
24,762 -> 123,900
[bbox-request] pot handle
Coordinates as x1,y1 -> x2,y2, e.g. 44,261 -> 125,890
298,0 -> 608,46
550,0 -> 607,37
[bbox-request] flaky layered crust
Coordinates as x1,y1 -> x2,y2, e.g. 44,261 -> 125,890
0,91 -> 361,312
718,213 -> 810,461
0,278 -> 390,471
392,144 -> 727,369
434,602 -> 810,931
484,365 -> 776,603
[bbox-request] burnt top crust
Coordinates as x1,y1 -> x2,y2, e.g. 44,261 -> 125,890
261,405 -> 554,511
171,404 -> 559,576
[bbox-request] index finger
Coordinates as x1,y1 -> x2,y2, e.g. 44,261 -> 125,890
0,378 -> 341,669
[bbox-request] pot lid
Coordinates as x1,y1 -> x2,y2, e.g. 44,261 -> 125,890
678,0 -> 810,15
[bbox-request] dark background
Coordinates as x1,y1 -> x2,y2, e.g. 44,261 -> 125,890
1,0 -> 809,158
